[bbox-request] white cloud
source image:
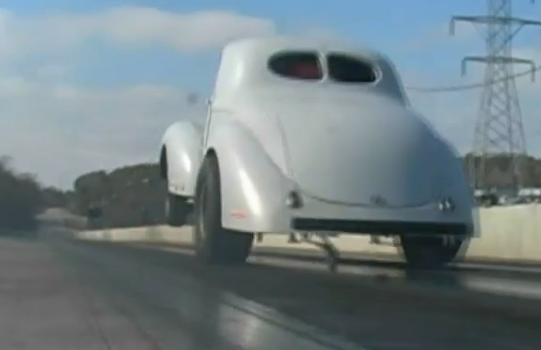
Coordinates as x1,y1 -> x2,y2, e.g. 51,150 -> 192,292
0,78 -> 206,188
0,6 -> 277,58
0,6 -> 278,188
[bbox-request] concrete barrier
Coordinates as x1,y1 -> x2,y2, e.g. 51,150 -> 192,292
76,204 -> 541,264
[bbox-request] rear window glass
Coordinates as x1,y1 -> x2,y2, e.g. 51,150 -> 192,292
327,53 -> 378,83
268,52 -> 323,80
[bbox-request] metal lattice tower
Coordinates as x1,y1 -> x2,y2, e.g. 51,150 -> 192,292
450,0 -> 541,192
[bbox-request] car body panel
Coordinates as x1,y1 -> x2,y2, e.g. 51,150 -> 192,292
205,110 -> 292,232
258,93 -> 443,207
161,36 -> 477,237
162,120 -> 204,197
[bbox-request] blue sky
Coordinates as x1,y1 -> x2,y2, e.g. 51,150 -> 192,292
2,0 -> 485,91
1,0 -> 541,188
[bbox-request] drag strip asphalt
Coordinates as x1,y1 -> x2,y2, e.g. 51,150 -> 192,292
57,238 -> 541,350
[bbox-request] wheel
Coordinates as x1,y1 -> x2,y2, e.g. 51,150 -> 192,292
399,235 -> 465,269
193,155 -> 254,264
165,193 -> 191,227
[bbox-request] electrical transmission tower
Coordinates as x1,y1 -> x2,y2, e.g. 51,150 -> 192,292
450,0 -> 541,192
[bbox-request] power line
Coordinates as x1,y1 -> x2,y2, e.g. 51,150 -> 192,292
405,62 -> 541,93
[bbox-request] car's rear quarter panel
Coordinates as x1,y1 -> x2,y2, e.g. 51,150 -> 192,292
205,109 -> 294,233
162,121 -> 204,198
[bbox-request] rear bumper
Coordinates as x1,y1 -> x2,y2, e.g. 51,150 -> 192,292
292,218 -> 470,236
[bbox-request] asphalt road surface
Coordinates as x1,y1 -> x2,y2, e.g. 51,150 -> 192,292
1,234 -> 541,350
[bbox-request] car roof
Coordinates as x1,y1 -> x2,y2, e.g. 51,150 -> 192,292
223,36 -> 384,60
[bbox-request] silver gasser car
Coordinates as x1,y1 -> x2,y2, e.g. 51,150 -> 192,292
159,36 -> 478,270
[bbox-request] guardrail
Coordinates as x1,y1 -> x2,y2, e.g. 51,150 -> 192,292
75,204 -> 541,264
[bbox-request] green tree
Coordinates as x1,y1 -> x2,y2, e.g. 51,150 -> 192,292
0,156 -> 43,230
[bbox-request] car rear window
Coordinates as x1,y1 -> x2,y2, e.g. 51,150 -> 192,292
268,52 -> 323,81
327,53 -> 378,83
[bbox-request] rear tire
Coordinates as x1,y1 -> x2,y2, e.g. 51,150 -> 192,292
193,155 -> 254,264
165,193 -> 191,227
400,235 -> 465,269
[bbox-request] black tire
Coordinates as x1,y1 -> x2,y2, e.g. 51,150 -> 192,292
399,235 -> 465,269
165,193 -> 191,227
193,155 -> 254,264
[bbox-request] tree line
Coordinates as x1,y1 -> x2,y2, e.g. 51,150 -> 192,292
3,153 -> 541,231
0,156 -> 73,231
64,153 -> 541,229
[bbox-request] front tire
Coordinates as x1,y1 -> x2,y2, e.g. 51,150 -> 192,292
193,155 -> 254,264
399,235 -> 466,269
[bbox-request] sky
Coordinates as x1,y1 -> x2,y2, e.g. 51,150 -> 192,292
1,0 -> 541,189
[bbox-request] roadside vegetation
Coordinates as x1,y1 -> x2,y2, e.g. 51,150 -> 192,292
3,153 -> 541,231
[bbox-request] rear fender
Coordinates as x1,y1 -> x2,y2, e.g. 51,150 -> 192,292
162,121 -> 204,197
205,119 -> 292,233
